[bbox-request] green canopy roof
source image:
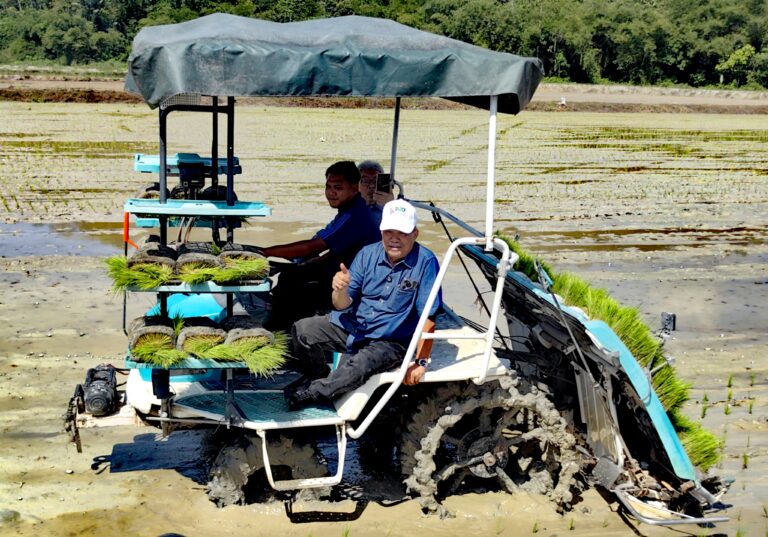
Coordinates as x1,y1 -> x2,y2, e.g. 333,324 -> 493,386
125,14 -> 543,114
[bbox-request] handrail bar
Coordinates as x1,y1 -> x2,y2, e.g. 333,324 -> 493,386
420,331 -> 489,340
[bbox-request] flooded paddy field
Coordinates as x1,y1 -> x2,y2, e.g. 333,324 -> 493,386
0,103 -> 767,536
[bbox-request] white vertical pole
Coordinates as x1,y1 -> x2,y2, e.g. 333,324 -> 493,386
390,97 -> 401,181
485,95 -> 498,251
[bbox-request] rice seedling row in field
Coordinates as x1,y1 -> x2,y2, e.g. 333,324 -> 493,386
2,104 -> 767,232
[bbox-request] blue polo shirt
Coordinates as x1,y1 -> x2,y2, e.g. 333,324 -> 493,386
369,203 -> 383,227
315,193 -> 381,266
330,241 -> 442,351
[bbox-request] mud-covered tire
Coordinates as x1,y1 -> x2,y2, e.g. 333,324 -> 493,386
399,375 -> 582,514
206,432 -> 325,506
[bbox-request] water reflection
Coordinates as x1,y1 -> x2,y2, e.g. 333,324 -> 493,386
0,221 -> 123,257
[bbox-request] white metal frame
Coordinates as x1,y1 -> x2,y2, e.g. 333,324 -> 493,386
258,425 -> 348,490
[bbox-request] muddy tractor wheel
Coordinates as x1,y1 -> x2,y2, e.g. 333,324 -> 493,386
400,376 -> 582,515
206,432 -> 325,507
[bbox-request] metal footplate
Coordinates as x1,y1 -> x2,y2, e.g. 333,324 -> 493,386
257,425 -> 348,490
173,390 -> 344,430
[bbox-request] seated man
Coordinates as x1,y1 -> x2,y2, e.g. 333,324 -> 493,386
256,161 -> 381,330
285,200 -> 441,410
358,160 -> 394,226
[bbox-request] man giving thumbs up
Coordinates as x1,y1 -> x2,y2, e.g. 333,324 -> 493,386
286,200 -> 441,411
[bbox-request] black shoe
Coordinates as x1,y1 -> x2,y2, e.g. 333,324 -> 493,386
285,387 -> 319,411
282,374 -> 311,393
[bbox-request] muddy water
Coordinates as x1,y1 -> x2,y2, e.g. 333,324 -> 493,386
1,104 -> 768,536
0,222 -> 123,257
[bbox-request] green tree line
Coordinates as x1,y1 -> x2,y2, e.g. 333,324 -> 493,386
2,0 -> 767,88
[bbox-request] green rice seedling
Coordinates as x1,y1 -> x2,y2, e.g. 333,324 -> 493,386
748,401 -> 753,414
201,337 -> 272,361
701,405 -> 708,419
673,411 -> 722,470
242,338 -> 287,376
131,332 -> 173,358
150,348 -> 188,368
182,334 -> 225,356
131,333 -> 186,367
702,393 -> 709,403
531,521 -> 539,534
177,263 -> 219,284
724,404 -> 731,415
750,374 -> 755,387
172,316 -> 185,336
177,258 -> 269,284
728,374 -> 734,388
568,519 -> 574,531
213,258 -> 270,283
105,256 -> 174,291
742,453 -> 749,470
727,387 -> 733,401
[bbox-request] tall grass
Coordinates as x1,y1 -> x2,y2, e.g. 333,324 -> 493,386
497,233 -> 719,469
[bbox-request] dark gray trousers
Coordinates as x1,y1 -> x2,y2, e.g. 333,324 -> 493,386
289,314 -> 406,400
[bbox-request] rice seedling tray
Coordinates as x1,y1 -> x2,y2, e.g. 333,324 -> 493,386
134,153 -> 242,176
133,216 -> 245,229
126,280 -> 270,293
125,355 -> 247,369
124,198 -> 271,217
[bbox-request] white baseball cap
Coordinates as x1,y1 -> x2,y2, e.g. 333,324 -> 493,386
380,199 -> 417,233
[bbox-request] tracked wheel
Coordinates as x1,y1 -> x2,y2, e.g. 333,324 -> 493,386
400,375 -> 582,515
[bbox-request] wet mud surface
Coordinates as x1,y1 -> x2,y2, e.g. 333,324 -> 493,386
1,103 -> 767,536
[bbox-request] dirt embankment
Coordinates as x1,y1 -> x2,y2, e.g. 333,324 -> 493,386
2,76 -> 767,113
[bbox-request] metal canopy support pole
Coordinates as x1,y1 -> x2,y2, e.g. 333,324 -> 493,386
389,97 -> 401,181
211,97 -> 219,188
226,96 -> 235,209
158,107 -> 169,317
485,95 -> 498,251
225,96 -> 235,317
159,107 -> 169,244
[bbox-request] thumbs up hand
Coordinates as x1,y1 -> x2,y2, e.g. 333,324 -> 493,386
332,263 -> 351,292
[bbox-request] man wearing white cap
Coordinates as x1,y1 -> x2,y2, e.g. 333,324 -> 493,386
286,199 -> 441,410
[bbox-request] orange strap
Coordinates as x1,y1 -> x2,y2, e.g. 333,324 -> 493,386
123,212 -> 139,250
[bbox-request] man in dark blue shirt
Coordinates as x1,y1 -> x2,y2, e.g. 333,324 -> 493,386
286,200 -> 441,410
256,161 -> 381,330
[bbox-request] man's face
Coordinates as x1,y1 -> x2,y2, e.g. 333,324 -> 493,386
382,229 -> 418,263
325,173 -> 358,209
358,169 -> 377,205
